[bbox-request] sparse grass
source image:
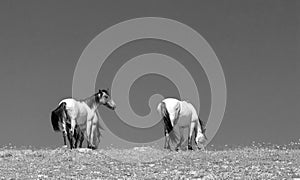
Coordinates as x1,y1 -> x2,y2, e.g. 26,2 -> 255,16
0,145 -> 300,179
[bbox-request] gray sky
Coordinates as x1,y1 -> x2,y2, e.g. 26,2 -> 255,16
0,0 -> 299,149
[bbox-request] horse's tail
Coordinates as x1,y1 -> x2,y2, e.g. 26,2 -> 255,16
159,102 -> 173,134
51,102 -> 67,132
158,102 -> 177,142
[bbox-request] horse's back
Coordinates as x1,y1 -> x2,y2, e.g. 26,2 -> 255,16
59,98 -> 76,109
162,98 -> 180,112
178,101 -> 191,117
162,98 -> 180,105
183,101 -> 199,121
59,99 -> 86,122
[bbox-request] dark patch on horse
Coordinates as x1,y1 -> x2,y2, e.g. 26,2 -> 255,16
160,102 -> 177,142
51,102 -> 67,132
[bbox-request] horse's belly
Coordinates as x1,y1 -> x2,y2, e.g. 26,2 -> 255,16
76,115 -> 87,126
177,116 -> 191,128
78,123 -> 86,131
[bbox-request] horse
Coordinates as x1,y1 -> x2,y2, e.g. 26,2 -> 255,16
51,89 -> 116,149
157,98 -> 207,151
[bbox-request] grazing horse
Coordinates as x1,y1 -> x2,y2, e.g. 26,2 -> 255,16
51,89 -> 116,149
157,98 -> 207,150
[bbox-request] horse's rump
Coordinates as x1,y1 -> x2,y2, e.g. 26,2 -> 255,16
51,102 -> 67,132
159,102 -> 177,142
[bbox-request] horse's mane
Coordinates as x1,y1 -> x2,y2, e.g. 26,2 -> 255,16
198,117 -> 208,140
198,117 -> 206,133
101,89 -> 109,96
81,93 -> 99,108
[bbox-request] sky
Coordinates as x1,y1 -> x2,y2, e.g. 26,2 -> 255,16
0,0 -> 299,149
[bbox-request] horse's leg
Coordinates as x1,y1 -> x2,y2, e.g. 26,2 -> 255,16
67,129 -> 74,149
188,122 -> 196,150
95,122 -> 101,149
90,114 -> 100,150
79,131 -> 84,148
167,113 -> 178,150
90,123 -> 97,150
74,128 -> 78,148
74,138 -> 78,148
62,132 -> 67,146
163,126 -> 168,149
61,120 -> 68,148
175,126 -> 184,151
70,118 -> 76,137
166,133 -> 171,150
86,119 -> 92,149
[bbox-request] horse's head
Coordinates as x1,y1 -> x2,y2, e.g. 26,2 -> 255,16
96,89 -> 116,110
195,126 -> 207,150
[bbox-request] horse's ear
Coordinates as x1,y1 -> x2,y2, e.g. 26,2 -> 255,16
98,89 -> 103,96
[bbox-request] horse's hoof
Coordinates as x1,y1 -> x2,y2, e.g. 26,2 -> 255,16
198,147 -> 205,151
188,146 -> 193,151
87,144 -> 96,150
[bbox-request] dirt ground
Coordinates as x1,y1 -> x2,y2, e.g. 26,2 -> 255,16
0,146 -> 300,179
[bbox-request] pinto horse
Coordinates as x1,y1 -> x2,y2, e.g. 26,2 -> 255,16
51,89 -> 116,149
157,98 -> 207,150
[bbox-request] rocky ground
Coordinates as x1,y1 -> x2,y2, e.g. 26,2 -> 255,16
0,146 -> 300,179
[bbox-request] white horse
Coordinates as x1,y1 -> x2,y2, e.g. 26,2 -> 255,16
51,89 -> 116,149
157,98 -> 207,150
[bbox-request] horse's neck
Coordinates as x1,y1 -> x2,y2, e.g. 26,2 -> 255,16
184,102 -> 204,132
90,103 -> 99,112
84,102 -> 99,112
82,96 -> 99,111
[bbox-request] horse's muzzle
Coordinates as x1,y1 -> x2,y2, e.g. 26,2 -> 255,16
107,100 -> 116,110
